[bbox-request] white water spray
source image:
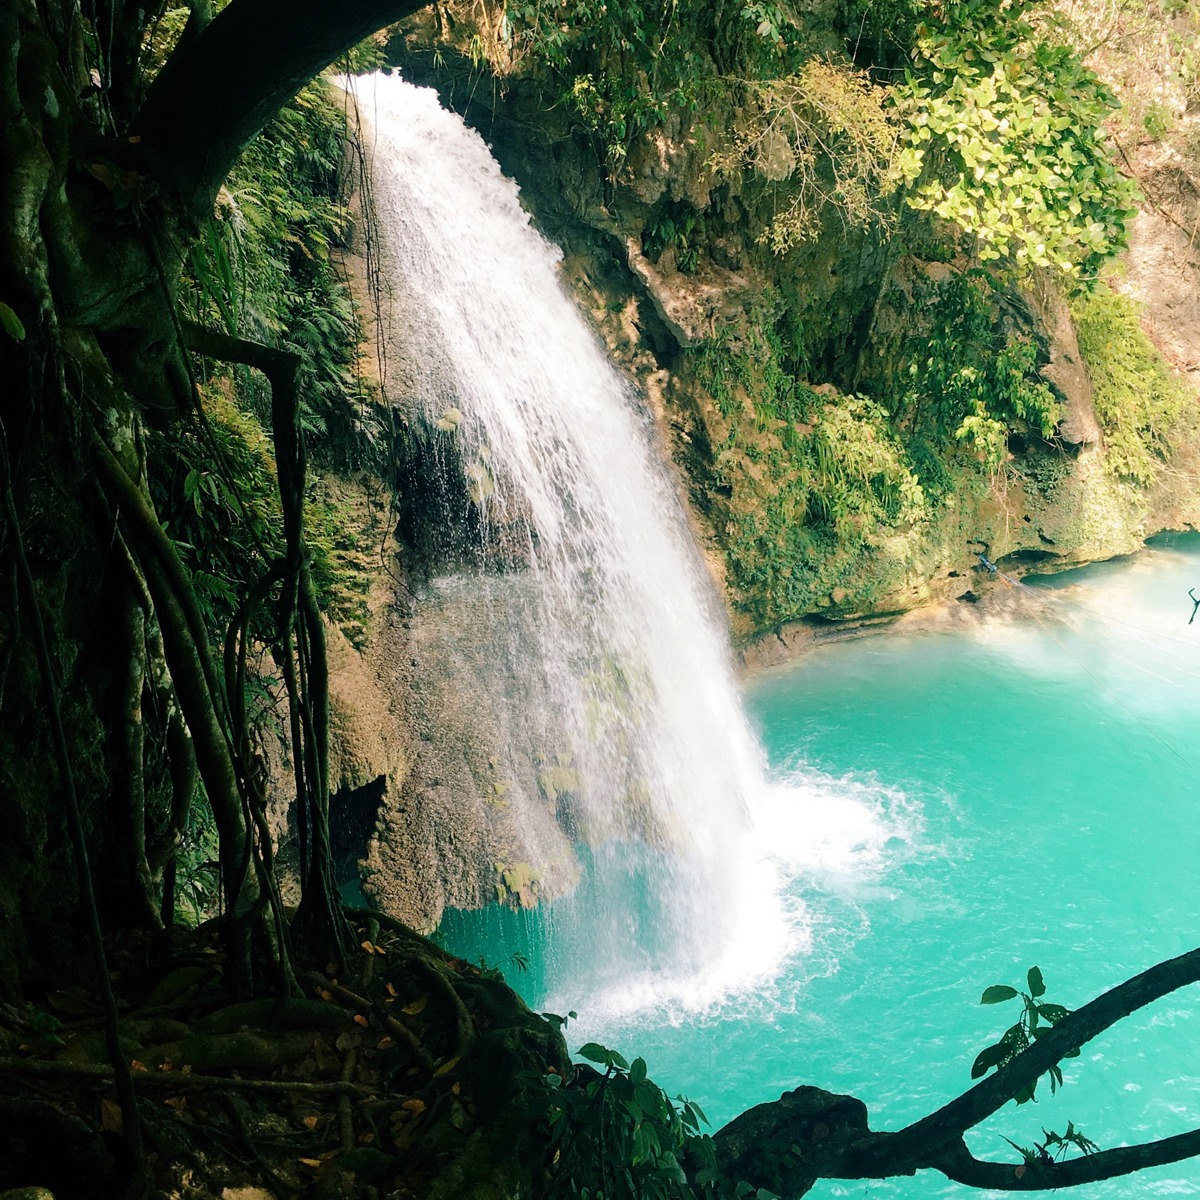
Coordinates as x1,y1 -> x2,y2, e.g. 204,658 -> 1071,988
359,76 -> 904,1013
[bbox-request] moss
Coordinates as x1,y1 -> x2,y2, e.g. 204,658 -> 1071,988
305,473 -> 386,647
493,860 -> 541,909
688,312 -> 931,628
1072,284 -> 1192,485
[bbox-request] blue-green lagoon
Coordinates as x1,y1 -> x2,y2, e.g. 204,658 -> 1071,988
439,538 -> 1200,1198
456,549 -> 1200,1200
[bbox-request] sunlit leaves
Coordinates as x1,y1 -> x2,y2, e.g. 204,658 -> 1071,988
895,1 -> 1139,279
1071,284 -> 1192,485
716,59 -> 904,252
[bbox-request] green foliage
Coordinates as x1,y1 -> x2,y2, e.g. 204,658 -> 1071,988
715,58 -> 904,252
1003,1121 -> 1100,1164
1071,284 -> 1192,485
643,202 -> 706,273
0,300 -> 27,341
694,317 -> 813,425
535,1040 -> 720,1200
304,477 -> 379,647
971,966 -> 1079,1104
691,267 -> 1075,629
173,796 -> 222,927
1143,102 -> 1174,140
149,385 -> 283,638
715,392 -> 925,624
503,0 -> 814,164
805,395 -> 926,531
891,270 -> 1060,472
691,296 -> 944,626
185,79 -> 370,446
498,0 -> 1136,282
507,0 -> 708,163
166,78 -> 380,647
895,0 -> 1139,278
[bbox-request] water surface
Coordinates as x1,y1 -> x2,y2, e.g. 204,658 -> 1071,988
441,535 -> 1200,1198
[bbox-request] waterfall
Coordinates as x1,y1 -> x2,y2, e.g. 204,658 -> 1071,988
358,74 -> 797,1013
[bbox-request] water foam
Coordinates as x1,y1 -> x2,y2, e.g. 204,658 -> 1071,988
360,74 -> 922,1018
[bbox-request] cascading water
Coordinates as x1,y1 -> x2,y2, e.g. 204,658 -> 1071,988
352,84 -> 1200,1186
356,75 -> 903,1016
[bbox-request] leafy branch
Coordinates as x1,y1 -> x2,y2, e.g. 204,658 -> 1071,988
972,966 -> 1079,1104
1003,1120 -> 1101,1165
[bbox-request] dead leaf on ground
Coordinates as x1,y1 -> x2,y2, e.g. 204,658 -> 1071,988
100,1098 -> 123,1132
401,995 -> 427,1017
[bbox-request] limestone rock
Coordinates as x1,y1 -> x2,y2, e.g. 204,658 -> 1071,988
624,236 -> 762,349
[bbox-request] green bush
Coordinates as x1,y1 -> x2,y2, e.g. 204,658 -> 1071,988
893,0 -> 1139,279
889,270 -> 1060,470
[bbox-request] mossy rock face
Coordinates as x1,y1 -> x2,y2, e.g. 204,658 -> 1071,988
537,765 -> 579,803
494,860 -> 541,908
378,30 -> 1200,650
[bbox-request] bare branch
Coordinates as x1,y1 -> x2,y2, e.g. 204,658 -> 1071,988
134,0 -> 428,215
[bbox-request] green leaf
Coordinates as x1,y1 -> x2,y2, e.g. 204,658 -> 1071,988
630,1056 -> 647,1084
0,302 -> 25,342
981,984 -> 1019,1004
971,1042 -> 1009,1078
1037,1003 -> 1070,1023
577,1042 -> 612,1065
1028,966 -> 1046,997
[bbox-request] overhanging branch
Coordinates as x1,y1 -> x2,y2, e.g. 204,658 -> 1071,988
932,1129 -> 1200,1190
723,950 -> 1200,1197
133,0 -> 428,215
874,946 -> 1200,1171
